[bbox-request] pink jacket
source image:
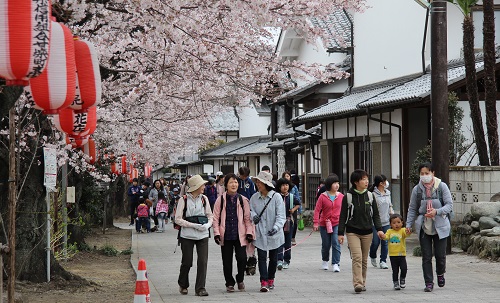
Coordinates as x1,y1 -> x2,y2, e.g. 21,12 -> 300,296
155,199 -> 168,215
313,191 -> 344,227
213,193 -> 255,246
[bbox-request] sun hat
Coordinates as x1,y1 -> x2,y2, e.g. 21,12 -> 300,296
187,174 -> 208,193
251,171 -> 275,188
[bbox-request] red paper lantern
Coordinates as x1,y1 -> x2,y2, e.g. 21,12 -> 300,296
0,0 -> 51,86
129,168 -> 139,181
53,106 -> 97,138
144,163 -> 152,178
82,138 -> 96,164
29,21 -> 76,114
65,135 -> 88,148
121,156 -> 127,174
110,161 -> 119,175
70,38 -> 101,113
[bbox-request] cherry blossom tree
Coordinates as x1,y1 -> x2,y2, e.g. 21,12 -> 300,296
56,0 -> 366,164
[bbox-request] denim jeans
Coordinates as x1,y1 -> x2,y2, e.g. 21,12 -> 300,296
419,229 -> 447,284
319,225 -> 341,265
278,223 -> 294,264
136,217 -> 150,232
257,248 -> 278,282
369,225 -> 390,262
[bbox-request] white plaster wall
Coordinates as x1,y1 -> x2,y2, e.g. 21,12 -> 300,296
354,0 -> 427,86
238,102 -> 271,138
390,110 -> 403,179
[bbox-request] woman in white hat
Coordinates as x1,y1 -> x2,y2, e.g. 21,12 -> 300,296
175,174 -> 213,297
249,171 -> 286,292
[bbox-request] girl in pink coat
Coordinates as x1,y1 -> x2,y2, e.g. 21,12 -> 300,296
213,173 -> 255,292
313,174 -> 344,272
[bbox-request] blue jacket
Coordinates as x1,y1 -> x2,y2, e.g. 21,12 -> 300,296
238,177 -> 256,200
127,185 -> 141,204
204,185 -> 218,206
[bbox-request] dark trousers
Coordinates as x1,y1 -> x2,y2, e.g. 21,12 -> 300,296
419,230 -> 447,284
178,237 -> 209,292
136,217 -> 150,232
221,239 -> 247,286
292,213 -> 298,238
389,256 -> 407,282
129,202 -> 137,224
278,227 -> 293,263
257,248 -> 278,282
152,207 -> 158,226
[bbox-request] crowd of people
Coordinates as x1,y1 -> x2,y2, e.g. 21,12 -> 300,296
127,162 -> 453,296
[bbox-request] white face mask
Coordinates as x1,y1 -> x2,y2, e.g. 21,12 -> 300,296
420,175 -> 433,184
384,181 -> 389,189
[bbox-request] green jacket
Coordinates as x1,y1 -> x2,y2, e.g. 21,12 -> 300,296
338,188 -> 383,236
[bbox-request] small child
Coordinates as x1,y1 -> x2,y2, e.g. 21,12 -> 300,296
155,192 -> 169,233
384,214 -> 410,290
136,198 -> 151,233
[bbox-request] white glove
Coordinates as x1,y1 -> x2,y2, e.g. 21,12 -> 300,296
196,224 -> 208,231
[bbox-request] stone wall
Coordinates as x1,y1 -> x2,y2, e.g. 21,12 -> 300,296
449,166 -> 500,222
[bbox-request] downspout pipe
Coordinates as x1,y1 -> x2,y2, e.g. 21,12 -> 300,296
344,9 -> 354,93
367,111 -> 404,217
422,7 -> 430,74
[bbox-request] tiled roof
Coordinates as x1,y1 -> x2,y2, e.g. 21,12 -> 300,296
201,136 -> 261,158
310,11 -> 352,50
275,124 -> 321,139
275,80 -> 322,102
210,107 -> 239,131
230,136 -> 272,156
267,138 -> 296,150
292,59 -> 494,125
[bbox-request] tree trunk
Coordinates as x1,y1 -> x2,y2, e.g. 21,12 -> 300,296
463,17 -> 490,165
483,0 -> 499,165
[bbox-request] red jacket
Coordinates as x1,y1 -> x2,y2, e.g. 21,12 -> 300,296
313,191 -> 344,227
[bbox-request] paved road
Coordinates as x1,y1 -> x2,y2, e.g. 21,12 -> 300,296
117,222 -> 500,303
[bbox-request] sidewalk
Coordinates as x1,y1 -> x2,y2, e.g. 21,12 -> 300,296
117,222 -> 500,302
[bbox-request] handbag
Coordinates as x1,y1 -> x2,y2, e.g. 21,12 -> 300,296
284,217 -> 291,233
297,215 -> 305,231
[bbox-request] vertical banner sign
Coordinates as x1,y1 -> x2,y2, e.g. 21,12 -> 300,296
43,148 -> 57,190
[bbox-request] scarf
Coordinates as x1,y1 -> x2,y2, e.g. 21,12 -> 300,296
423,178 -> 435,211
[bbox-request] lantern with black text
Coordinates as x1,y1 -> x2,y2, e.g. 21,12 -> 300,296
0,0 -> 51,86
65,135 -> 88,148
70,37 -> 102,112
29,21 -> 76,114
53,106 -> 97,138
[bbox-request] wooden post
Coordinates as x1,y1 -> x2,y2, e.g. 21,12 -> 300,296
8,107 -> 17,303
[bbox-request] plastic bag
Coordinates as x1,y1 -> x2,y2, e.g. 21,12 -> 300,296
297,216 -> 305,231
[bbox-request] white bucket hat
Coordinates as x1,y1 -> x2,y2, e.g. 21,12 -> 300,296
251,171 -> 275,188
187,175 -> 208,193
216,171 -> 224,176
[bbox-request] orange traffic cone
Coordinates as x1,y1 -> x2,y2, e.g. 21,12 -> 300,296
134,259 -> 151,303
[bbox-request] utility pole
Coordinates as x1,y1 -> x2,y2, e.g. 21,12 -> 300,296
430,0 -> 451,254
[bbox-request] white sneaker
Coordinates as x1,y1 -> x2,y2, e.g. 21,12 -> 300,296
333,264 -> 340,272
380,261 -> 389,269
321,261 -> 328,270
371,258 -> 377,268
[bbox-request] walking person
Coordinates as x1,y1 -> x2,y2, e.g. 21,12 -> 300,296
406,162 -> 453,292
276,177 -> 300,270
238,166 -> 257,274
127,178 -> 141,226
213,173 -> 254,292
175,175 -> 213,297
204,177 -> 218,211
383,214 -> 410,290
338,169 -> 385,293
215,171 -> 225,198
369,175 -> 394,269
249,171 -> 285,292
313,174 -> 344,272
149,179 -> 167,229
155,191 -> 169,232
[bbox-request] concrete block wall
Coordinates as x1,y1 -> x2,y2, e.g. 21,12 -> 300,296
449,166 -> 500,221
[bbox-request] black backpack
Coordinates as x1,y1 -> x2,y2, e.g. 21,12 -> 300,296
219,194 -> 245,220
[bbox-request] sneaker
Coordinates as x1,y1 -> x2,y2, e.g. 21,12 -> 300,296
179,287 -> 188,295
437,274 -> 445,287
282,262 -> 289,269
321,261 -> 329,270
260,281 -> 269,292
237,282 -> 245,291
362,286 -> 366,291
129,222 -> 134,226
400,279 -> 406,288
380,261 -> 389,269
291,238 -> 296,245
226,285 -> 235,293
333,264 -> 340,272
195,289 -> 209,296
424,283 -> 434,292
393,281 -> 401,290
371,258 -> 377,268
268,279 -> 274,290
277,261 -> 283,270
354,285 -> 363,293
